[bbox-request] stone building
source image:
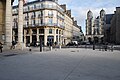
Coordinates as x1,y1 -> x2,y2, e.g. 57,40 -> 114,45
0,0 -> 15,48
104,14 -> 114,43
85,9 -> 105,43
60,4 -> 83,45
0,0 -> 6,42
110,7 -> 120,44
12,0 -> 82,46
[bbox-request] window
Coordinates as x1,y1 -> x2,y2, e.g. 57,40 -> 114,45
48,18 -> 53,25
49,29 -> 52,34
39,29 -> 44,34
48,11 -> 53,17
31,19 -> 35,26
34,5 -> 36,9
56,29 -> 58,34
48,4 -> 53,8
39,18 -> 43,25
31,12 -> 36,19
26,30 -> 29,34
28,6 -> 30,10
27,21 -> 29,26
38,11 -> 43,18
59,30 -> 61,34
32,29 -> 37,34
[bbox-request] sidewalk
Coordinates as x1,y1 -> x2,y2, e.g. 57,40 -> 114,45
0,48 -> 31,57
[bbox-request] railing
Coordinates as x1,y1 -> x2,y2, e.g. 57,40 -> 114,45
23,23 -> 64,29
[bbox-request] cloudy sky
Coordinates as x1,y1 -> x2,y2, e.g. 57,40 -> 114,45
13,0 -> 120,33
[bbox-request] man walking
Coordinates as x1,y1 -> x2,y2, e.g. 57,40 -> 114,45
0,42 -> 3,53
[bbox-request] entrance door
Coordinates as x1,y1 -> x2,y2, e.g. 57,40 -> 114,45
32,35 -> 37,46
26,36 -> 30,46
47,36 -> 54,46
39,35 -> 44,46
94,37 -> 99,43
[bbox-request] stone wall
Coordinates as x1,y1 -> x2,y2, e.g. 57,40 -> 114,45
0,1 -> 6,42
116,7 -> 120,44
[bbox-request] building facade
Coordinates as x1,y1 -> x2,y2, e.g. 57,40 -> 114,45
104,14 -> 114,43
0,0 -> 15,49
85,9 -> 106,43
12,0 -> 82,46
0,0 -> 6,42
110,7 -> 120,44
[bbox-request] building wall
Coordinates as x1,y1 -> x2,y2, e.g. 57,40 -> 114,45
12,1 -> 65,46
12,0 -> 81,46
110,7 -> 120,44
116,7 -> 120,44
0,1 -> 6,42
63,14 -> 73,45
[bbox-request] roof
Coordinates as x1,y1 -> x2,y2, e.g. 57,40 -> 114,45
13,0 -> 57,9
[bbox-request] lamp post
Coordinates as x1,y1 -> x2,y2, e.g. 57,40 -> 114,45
40,38 -> 42,52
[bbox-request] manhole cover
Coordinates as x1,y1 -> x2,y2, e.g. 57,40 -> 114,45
71,51 -> 76,52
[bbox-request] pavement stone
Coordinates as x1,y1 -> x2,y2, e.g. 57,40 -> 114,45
0,48 -> 120,80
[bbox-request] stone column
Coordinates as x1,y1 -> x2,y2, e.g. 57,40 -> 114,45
30,29 -> 32,43
24,29 -> 26,46
17,0 -> 24,49
58,30 -> 60,45
5,0 -> 12,48
54,28 -> 56,43
44,28 -> 47,46
37,28 -> 39,42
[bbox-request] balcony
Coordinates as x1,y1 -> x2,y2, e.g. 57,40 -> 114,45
48,14 -> 53,17
38,14 -> 43,18
25,16 -> 29,20
31,15 -> 36,19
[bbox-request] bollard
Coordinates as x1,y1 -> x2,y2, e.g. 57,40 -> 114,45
40,38 -> 42,52
93,43 -> 95,50
29,48 -> 31,51
50,46 -> 52,51
59,45 -> 61,49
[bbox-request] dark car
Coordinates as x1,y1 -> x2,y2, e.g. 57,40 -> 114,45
66,42 -> 77,46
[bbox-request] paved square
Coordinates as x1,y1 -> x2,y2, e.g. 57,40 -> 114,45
0,48 -> 120,80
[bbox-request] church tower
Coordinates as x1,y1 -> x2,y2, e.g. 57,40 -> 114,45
86,10 -> 93,35
99,9 -> 106,35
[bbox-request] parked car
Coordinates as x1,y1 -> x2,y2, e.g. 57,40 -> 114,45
66,42 -> 77,46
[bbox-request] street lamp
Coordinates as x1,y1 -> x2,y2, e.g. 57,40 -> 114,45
40,38 -> 42,52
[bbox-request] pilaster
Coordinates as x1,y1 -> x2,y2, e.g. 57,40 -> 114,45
5,0 -> 12,48
44,28 -> 47,46
37,28 -> 39,42
17,0 -> 24,49
54,28 -> 56,42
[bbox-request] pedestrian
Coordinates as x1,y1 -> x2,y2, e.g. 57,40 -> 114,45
11,41 -> 16,49
0,42 -> 3,53
104,42 -> 108,51
28,43 -> 31,51
110,44 -> 114,52
93,42 -> 95,50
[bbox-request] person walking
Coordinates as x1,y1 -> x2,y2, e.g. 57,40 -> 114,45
0,42 -> 3,53
10,41 -> 16,49
110,44 -> 114,52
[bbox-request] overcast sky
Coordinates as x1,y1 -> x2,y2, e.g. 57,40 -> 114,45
13,0 -> 120,33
